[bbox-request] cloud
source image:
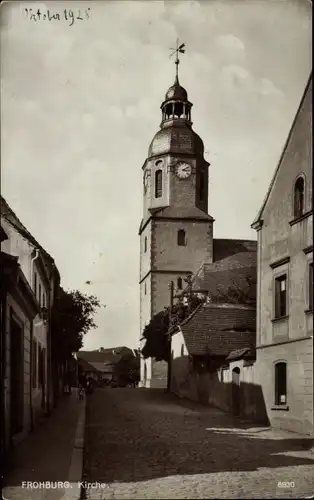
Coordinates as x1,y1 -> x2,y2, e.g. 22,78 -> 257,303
216,33 -> 245,53
222,64 -> 252,89
260,78 -> 284,99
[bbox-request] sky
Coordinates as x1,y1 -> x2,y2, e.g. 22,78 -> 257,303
1,0 -> 312,351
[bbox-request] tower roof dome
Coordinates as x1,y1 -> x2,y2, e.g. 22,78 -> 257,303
165,77 -> 188,101
148,124 -> 204,158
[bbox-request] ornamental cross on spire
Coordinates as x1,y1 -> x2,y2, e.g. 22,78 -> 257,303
169,39 -> 186,82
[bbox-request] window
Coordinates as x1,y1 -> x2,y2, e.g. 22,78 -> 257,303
144,282 -> 147,295
181,344 -> 184,356
42,292 -> 46,308
177,277 -> 183,290
275,275 -> 287,318
177,229 -> 186,246
32,340 -> 37,388
309,263 -> 313,310
38,283 -> 42,306
155,169 -> 162,198
274,362 -> 287,405
144,236 -> 147,253
294,176 -> 305,218
199,169 -> 205,201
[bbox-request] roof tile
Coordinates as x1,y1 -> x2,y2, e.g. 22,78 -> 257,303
213,239 -> 257,262
181,303 -> 256,357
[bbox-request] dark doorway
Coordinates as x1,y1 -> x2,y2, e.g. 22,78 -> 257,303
10,314 -> 24,436
232,367 -> 241,416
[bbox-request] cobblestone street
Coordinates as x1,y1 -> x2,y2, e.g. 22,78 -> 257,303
82,388 -> 314,499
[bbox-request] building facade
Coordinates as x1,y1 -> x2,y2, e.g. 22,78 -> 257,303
252,75 -> 313,435
1,235 -> 39,454
77,346 -> 140,387
139,73 -> 215,387
0,197 -> 60,451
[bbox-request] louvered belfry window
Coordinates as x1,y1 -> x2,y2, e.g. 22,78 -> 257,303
155,170 -> 162,198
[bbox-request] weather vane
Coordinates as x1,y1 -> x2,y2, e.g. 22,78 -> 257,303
169,39 -> 186,81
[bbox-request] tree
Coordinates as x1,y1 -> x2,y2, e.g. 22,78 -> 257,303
141,309 -> 170,361
51,287 -> 101,362
141,282 -> 205,362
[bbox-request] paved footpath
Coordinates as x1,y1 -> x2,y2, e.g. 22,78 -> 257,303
83,388 -> 314,500
2,389 -> 85,500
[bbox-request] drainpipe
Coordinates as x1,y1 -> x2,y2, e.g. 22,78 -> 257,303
30,249 -> 40,431
31,249 -> 40,291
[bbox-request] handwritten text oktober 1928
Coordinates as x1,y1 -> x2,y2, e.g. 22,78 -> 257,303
24,8 -> 91,26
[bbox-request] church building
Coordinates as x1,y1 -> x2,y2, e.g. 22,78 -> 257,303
138,52 -> 256,388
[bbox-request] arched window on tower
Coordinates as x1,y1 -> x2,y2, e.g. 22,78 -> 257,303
199,169 -> 205,201
294,176 -> 305,218
177,229 -> 186,246
177,277 -> 183,290
155,170 -> 163,198
144,236 -> 147,253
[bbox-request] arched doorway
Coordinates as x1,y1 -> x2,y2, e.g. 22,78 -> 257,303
232,367 -> 241,416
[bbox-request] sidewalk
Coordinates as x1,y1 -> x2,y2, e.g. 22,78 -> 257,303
2,389 -> 86,500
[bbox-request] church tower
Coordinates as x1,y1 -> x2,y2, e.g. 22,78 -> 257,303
139,44 -> 214,387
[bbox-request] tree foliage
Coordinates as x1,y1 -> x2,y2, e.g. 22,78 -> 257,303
141,309 -> 170,362
51,287 -> 101,362
141,290 -> 205,362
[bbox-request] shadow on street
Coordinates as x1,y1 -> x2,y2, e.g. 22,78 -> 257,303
83,388 -> 314,484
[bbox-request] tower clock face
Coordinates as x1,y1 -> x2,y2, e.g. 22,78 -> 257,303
176,162 -> 192,179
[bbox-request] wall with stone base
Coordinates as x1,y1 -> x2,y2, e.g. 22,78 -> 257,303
255,337 -> 313,436
170,339 -> 269,426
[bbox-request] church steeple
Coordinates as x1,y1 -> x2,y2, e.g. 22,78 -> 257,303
139,40 -> 214,389
160,40 -> 192,127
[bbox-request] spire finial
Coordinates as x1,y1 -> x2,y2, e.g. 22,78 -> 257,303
169,39 -> 186,84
